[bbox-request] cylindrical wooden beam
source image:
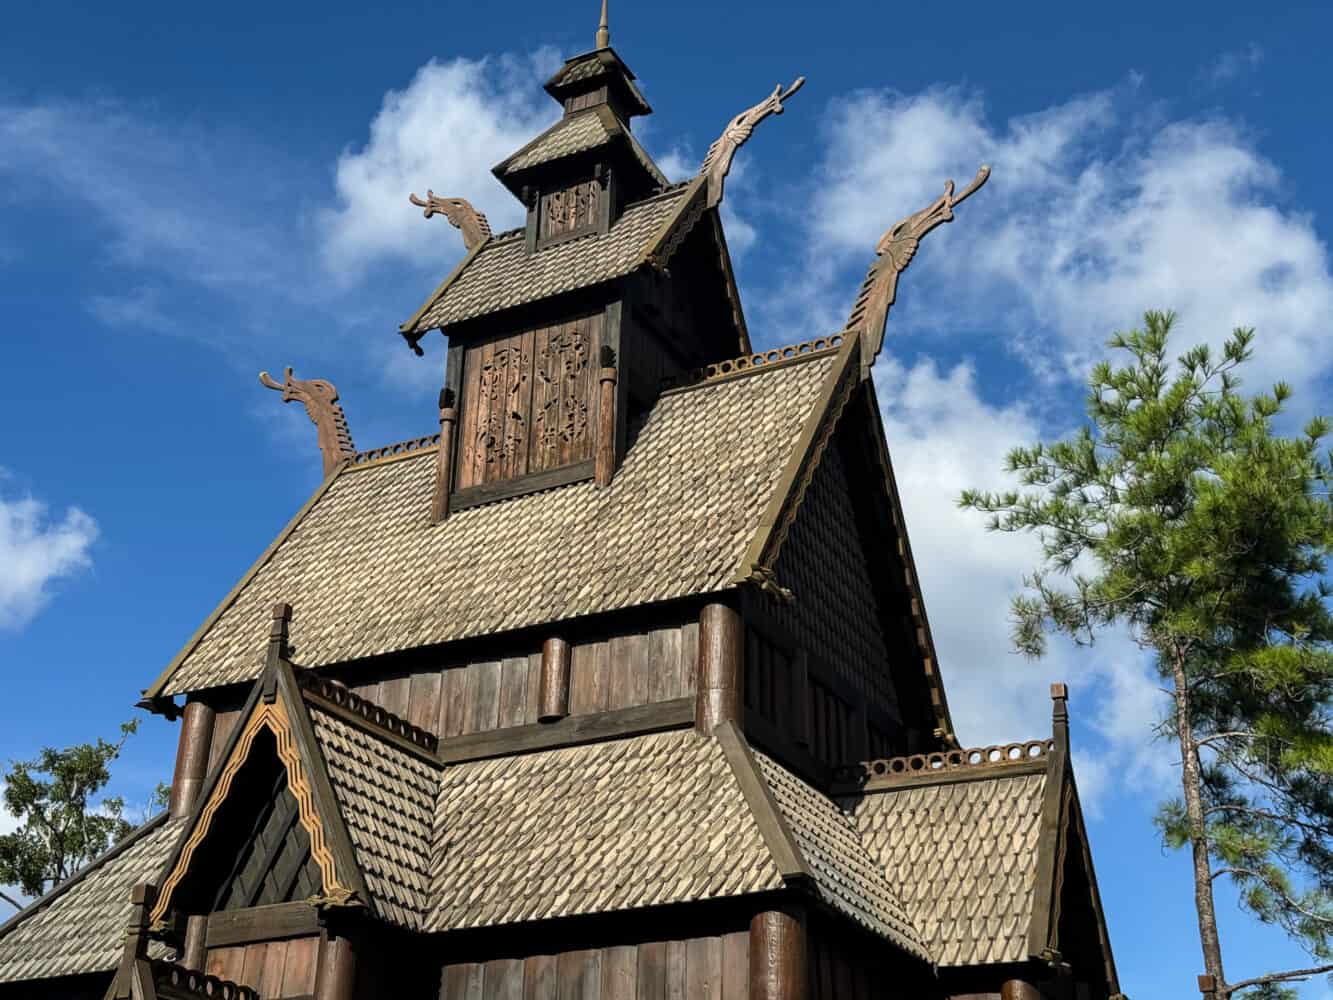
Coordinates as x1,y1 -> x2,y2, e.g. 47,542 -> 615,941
538,636 -> 572,722
431,400 -> 458,523
180,914 -> 208,972
595,365 -> 618,487
696,602 -> 744,733
168,698 -> 216,819
315,930 -> 358,1000
1001,979 -> 1042,1000
749,907 -> 806,1000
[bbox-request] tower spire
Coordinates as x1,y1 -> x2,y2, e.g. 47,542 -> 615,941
595,0 -> 610,49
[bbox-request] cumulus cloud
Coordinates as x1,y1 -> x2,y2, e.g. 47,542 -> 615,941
873,356 -> 1173,810
320,51 -> 561,279
796,83 -> 1333,391
0,478 -> 98,630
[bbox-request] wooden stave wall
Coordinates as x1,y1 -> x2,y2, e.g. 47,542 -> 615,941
438,931 -> 749,1000
204,934 -> 319,998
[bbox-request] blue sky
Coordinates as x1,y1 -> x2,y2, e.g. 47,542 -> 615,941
1,0 -> 1330,995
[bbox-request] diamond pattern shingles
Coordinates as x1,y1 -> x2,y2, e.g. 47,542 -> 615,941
308,705 -> 437,930
426,729 -> 783,931
162,355 -> 833,695
753,753 -> 930,961
851,772 -> 1047,967
0,816 -> 184,983
411,183 -> 687,332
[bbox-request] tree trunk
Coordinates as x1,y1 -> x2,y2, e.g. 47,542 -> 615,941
1169,647 -> 1228,994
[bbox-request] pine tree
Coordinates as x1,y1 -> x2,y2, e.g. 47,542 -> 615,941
960,312 -> 1333,998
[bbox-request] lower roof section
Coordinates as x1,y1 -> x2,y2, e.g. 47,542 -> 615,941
0,814 -> 183,984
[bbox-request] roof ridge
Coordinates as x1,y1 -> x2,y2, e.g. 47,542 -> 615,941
297,671 -> 440,758
350,433 -> 440,468
660,334 -> 844,394
836,739 -> 1056,791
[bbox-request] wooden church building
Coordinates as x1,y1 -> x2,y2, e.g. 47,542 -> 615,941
0,10 -> 1125,1000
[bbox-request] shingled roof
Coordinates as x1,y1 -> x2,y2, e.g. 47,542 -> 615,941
0,815 -> 184,984
851,766 -> 1049,966
148,350 -> 836,699
402,181 -> 694,335
494,106 -> 666,184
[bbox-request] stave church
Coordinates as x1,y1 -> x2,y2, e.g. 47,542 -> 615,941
0,8 -> 1125,999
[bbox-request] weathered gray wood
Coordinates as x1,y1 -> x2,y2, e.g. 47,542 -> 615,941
601,945 -> 637,1000
721,931 -> 749,1000
524,954 -> 558,1000
665,940 -> 687,1000
499,655 -> 532,727
464,660 -> 503,734
649,627 -> 682,703
206,903 -> 320,948
440,666 -> 467,739
687,937 -> 723,1000
436,698 -> 693,764
484,958 -> 525,1000
407,671 -> 443,735
637,941 -> 667,1000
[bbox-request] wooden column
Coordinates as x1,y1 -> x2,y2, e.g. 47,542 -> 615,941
595,353 -> 618,487
538,636 -> 571,722
696,602 -> 743,734
315,930 -> 358,1000
1001,980 -> 1042,1000
168,698 -> 216,819
750,907 -> 806,1000
180,914 -> 208,972
432,390 -> 458,523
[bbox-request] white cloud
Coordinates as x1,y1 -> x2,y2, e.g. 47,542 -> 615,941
0,477 -> 98,630
320,51 -> 561,279
1204,43 -> 1264,85
874,356 -> 1172,811
801,83 -> 1333,392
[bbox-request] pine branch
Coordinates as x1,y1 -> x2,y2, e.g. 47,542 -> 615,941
1227,963 -> 1333,995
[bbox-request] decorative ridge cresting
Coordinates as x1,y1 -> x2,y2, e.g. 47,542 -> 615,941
835,739 -> 1055,789
660,335 -> 843,392
298,672 -> 440,754
149,960 -> 259,1000
259,367 -> 357,477
351,433 -> 441,467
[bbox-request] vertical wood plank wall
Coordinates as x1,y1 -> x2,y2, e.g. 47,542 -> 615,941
438,931 -> 748,1000
204,935 -> 319,997
456,312 -> 605,491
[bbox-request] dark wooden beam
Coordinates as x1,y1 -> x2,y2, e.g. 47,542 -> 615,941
749,906 -> 806,1000
436,697 -> 692,764
169,698 -> 216,819
538,636 -> 571,722
697,602 -> 743,734
206,902 -> 321,948
315,929 -> 358,1000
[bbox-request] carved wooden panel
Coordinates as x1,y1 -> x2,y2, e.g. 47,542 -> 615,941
457,312 -> 604,490
540,179 -> 601,241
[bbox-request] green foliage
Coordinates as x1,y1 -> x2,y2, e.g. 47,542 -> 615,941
0,720 -> 143,907
960,312 -> 1333,992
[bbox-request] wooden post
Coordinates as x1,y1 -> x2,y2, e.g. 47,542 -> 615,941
432,389 -> 458,523
315,930 -> 358,1000
595,358 -> 618,487
168,698 -> 216,819
697,602 -> 743,734
538,636 -> 572,722
1197,975 -> 1218,1000
181,914 -> 208,971
1001,980 -> 1042,1000
749,907 -> 806,1000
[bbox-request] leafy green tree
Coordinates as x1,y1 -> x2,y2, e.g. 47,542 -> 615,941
959,312 -> 1333,998
0,720 -> 143,912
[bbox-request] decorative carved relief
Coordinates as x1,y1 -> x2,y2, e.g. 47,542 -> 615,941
407,191 -> 492,250
846,165 -> 990,364
541,180 -> 601,240
259,368 -> 356,477
701,77 -> 805,208
533,325 -> 591,461
474,346 -> 529,474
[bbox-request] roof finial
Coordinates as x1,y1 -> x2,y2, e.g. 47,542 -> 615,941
595,0 -> 610,49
